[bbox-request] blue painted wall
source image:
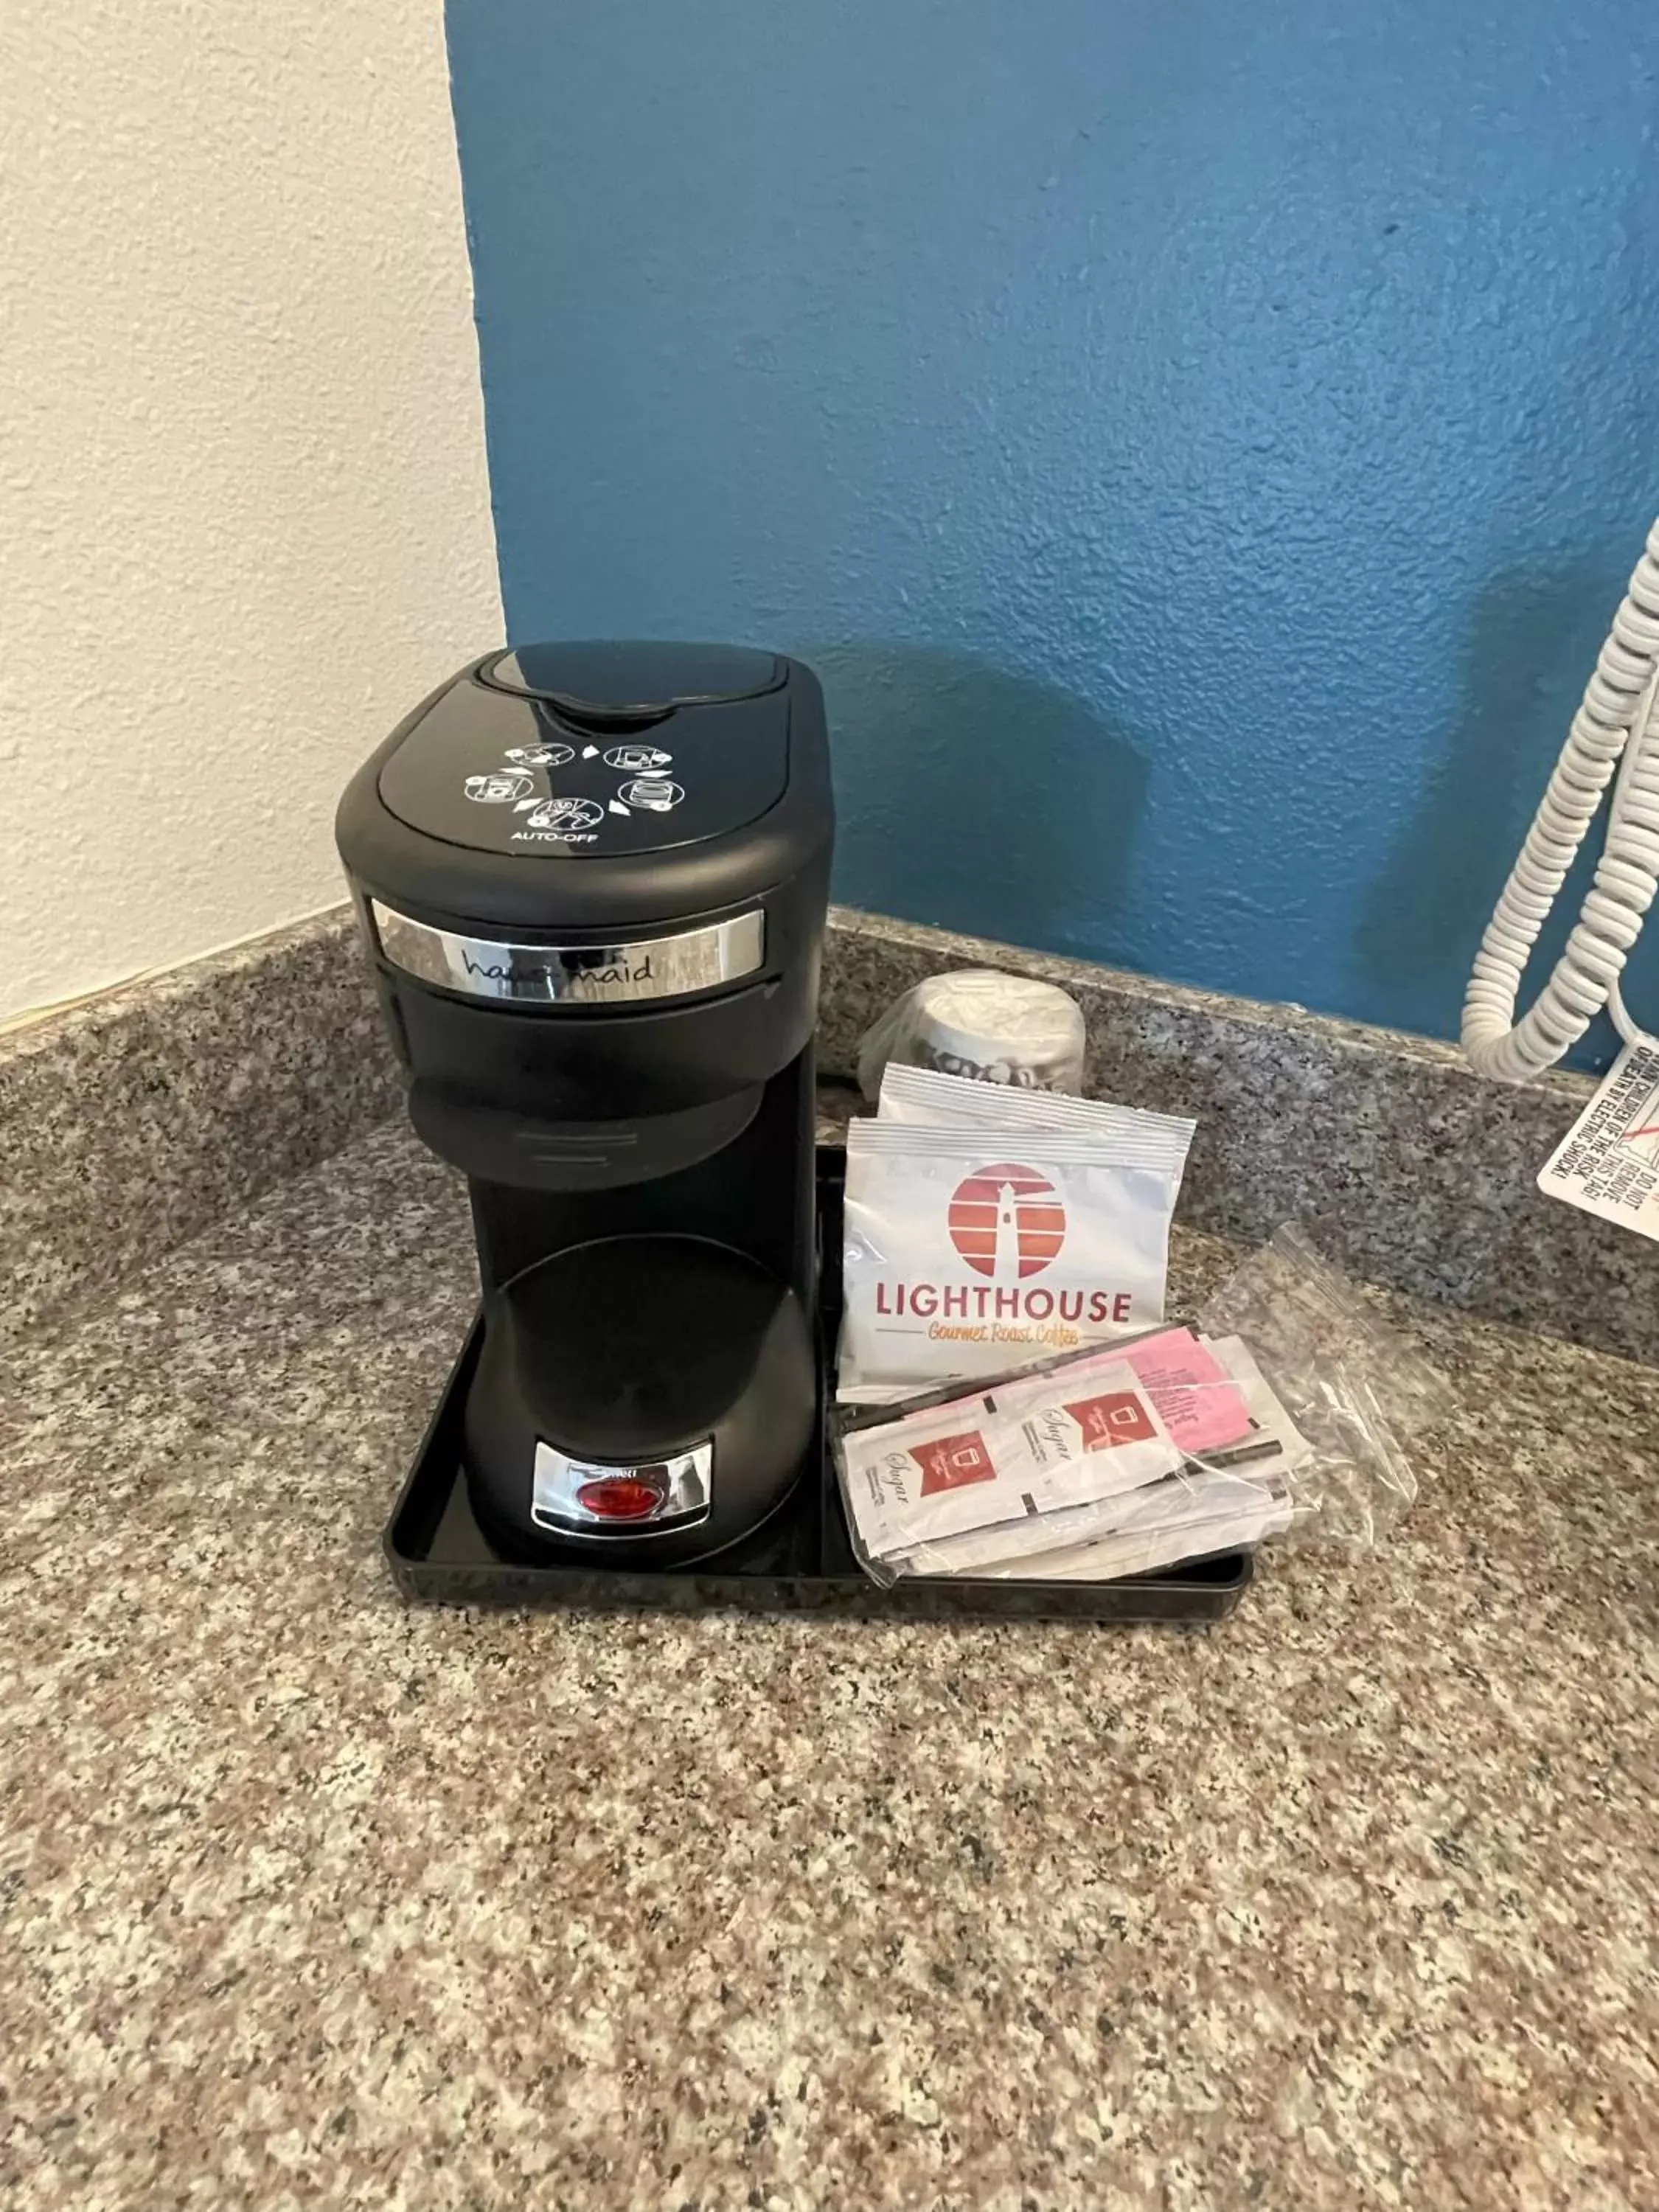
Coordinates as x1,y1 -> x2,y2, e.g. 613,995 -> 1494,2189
445,0 -> 1659,1058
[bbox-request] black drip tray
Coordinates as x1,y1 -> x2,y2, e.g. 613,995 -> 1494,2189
384,1153 -> 1254,1627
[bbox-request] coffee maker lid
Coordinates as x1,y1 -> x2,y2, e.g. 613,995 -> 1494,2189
338,643 -> 832,937
479,641 -> 784,722
372,650 -> 792,864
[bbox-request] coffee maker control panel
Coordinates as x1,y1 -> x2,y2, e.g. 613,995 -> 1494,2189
377,658 -> 792,860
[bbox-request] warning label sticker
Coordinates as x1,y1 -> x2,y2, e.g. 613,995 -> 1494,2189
1537,1040 -> 1659,1242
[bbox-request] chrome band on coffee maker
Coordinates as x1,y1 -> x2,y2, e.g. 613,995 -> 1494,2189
369,902 -> 765,1006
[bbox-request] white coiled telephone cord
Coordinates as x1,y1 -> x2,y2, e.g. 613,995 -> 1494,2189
1461,518 -> 1659,1081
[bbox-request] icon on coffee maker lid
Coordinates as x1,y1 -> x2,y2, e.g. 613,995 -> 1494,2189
526,795 -> 605,832
465,771 -> 535,804
505,742 -> 574,768
619,776 -> 684,812
604,743 -> 673,773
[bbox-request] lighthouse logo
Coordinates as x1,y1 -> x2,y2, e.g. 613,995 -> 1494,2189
947,1162 -> 1066,1281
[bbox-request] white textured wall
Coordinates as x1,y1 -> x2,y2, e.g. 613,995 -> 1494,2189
0,1 -> 502,1020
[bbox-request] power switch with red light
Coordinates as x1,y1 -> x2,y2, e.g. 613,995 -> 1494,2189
574,1472 -> 668,1521
531,1439 -> 713,1538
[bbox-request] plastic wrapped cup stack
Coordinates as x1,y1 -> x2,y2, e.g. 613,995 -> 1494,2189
857,969 -> 1086,1102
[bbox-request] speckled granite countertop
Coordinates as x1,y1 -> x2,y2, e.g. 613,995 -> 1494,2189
4,1122 -> 1657,2212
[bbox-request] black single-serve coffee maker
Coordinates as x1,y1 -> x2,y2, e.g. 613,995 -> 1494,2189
336,641 -> 834,1566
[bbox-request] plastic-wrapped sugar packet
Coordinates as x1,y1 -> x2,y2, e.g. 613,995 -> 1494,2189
970,1473 -> 1297,1582
835,1358 -> 1183,1566
835,1228 -> 1448,1587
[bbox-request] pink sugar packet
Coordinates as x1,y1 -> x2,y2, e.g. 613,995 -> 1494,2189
1113,1328 -> 1253,1453
936,1324 -> 1251,1453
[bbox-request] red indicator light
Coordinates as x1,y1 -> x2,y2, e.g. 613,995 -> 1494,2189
574,1475 -> 665,1521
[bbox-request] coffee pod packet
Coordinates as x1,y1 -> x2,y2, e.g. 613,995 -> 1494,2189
877,1062 -> 1194,1149
840,1112 -> 1194,1394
